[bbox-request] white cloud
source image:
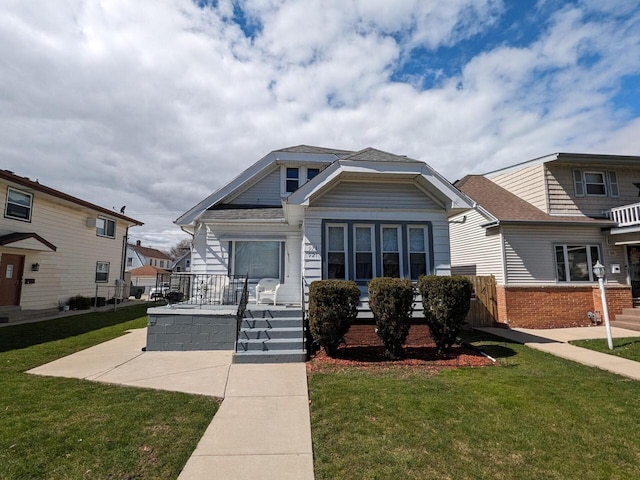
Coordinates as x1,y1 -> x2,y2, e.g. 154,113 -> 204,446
0,0 -> 638,248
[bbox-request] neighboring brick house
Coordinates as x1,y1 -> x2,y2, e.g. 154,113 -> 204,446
450,153 -> 640,328
125,240 -> 172,271
0,169 -> 142,311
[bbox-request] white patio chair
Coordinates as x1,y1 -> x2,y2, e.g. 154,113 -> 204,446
256,278 -> 281,305
203,275 -> 230,304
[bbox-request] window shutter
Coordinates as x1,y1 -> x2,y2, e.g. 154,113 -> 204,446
608,171 -> 619,197
573,169 -> 584,197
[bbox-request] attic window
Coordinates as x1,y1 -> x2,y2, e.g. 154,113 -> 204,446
286,168 -> 299,193
307,168 -> 320,181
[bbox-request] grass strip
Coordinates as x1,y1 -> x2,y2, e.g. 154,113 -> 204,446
571,336 -> 640,362
0,305 -> 218,480
309,334 -> 640,480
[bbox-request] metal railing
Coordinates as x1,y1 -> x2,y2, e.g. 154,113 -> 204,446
235,276 -> 249,351
154,273 -> 248,306
605,202 -> 640,227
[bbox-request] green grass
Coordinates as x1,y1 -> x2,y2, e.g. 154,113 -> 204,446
309,335 -> 640,480
0,305 -> 219,480
571,336 -> 640,362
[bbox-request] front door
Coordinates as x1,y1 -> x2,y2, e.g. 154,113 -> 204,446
0,254 -> 24,306
627,246 -> 640,304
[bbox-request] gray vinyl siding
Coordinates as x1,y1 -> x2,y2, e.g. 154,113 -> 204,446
312,182 -> 440,209
228,168 -> 281,206
449,209 -> 504,284
489,164 -> 547,212
501,224 -> 626,285
546,163 -> 640,215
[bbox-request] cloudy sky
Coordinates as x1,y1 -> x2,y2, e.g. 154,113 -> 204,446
2,0 -> 639,250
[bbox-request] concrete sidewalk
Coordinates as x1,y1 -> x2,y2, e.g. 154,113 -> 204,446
27,329 -> 314,480
477,325 -> 640,380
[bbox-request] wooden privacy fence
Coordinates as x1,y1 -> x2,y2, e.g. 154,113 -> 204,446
463,275 -> 498,327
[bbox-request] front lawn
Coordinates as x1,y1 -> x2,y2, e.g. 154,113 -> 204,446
571,336 -> 640,362
0,305 -> 218,480
309,334 -> 640,480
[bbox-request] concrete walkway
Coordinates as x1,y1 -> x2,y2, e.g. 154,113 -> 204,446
27,329 -> 314,480
477,325 -> 640,380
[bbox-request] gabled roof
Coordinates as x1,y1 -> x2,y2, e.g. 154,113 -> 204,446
0,169 -> 142,226
0,232 -> 57,252
484,153 -> 640,178
341,147 -> 423,164
128,243 -> 171,260
287,148 -> 474,212
275,145 -> 353,155
129,264 -> 171,276
456,175 -> 615,226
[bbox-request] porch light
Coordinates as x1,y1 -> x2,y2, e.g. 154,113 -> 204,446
31,263 -> 40,272
592,260 -> 614,350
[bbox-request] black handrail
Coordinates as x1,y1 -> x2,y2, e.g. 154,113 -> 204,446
235,276 -> 249,351
153,273 -> 248,307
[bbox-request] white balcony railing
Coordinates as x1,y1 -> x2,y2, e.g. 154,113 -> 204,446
606,202 -> 640,227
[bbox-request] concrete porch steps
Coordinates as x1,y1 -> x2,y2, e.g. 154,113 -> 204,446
234,309 -> 306,364
612,307 -> 640,332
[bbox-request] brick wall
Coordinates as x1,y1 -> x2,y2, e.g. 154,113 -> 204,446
496,285 -> 632,328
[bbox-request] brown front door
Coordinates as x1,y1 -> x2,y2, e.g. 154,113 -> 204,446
0,254 -> 24,306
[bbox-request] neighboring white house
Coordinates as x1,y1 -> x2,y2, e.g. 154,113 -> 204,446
175,145 -> 474,304
450,153 -> 640,328
0,169 -> 142,311
125,240 -> 172,271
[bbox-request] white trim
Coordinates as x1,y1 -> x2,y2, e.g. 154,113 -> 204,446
326,223 -> 348,280
5,187 -> 33,222
380,224 -> 402,277
354,224 -> 376,281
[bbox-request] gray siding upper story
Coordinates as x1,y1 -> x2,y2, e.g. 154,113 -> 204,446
449,209 -> 504,284
228,168 -> 281,206
546,163 -> 640,216
501,224 -> 626,286
488,164 -> 547,212
312,181 -> 440,209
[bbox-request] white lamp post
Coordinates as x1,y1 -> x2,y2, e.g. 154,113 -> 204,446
593,260 -> 614,350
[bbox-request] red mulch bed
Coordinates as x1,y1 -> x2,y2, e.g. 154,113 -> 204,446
307,324 -> 495,373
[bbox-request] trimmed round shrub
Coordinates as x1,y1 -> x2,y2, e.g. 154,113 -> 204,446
418,275 -> 472,353
368,277 -> 415,359
308,280 -> 360,356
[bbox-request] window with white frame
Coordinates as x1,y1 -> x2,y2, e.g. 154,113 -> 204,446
233,241 -> 281,280
126,257 -> 133,267
381,226 -> 401,277
573,169 -> 618,197
95,261 -> 110,283
354,225 -> 374,280
96,217 -> 115,238
555,244 -> 600,282
327,225 -> 347,279
5,188 -> 33,221
286,167 -> 299,193
408,226 -> 428,280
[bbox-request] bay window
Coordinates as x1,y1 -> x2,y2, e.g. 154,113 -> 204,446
381,226 -> 401,277
327,225 -> 347,279
355,225 -> 374,280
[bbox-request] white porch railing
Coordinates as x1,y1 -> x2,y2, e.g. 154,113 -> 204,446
606,202 -> 640,227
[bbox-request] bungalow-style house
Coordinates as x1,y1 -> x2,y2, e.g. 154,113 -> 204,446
0,169 -> 142,313
450,153 -> 640,328
175,145 -> 474,305
125,240 -> 172,270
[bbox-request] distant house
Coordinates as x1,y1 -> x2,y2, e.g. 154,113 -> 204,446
450,153 -> 640,328
172,250 -> 191,273
125,241 -> 172,271
175,145 -> 474,304
0,169 -> 142,311
129,264 -> 171,294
